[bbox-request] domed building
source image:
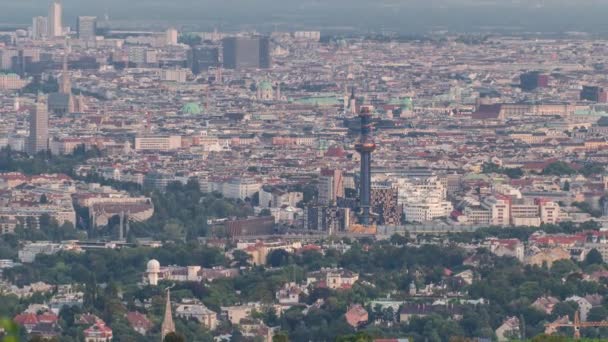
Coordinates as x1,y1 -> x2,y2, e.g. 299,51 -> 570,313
180,102 -> 202,116
400,97 -> 413,112
147,259 -> 161,286
390,97 -> 414,118
257,80 -> 274,101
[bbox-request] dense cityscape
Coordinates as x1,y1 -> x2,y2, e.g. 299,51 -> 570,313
3,1 -> 608,341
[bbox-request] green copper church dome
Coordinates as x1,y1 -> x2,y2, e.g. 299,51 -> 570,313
181,102 -> 202,115
258,80 -> 273,91
400,97 -> 413,111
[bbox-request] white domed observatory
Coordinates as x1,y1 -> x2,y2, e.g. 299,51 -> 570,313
147,259 -> 161,286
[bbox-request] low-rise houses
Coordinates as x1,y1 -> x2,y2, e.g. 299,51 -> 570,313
531,296 -> 560,314
175,300 -> 218,330
221,303 -> 282,325
145,259 -> 239,285
307,268 -> 359,290
126,311 -> 152,335
345,304 -> 368,328
565,296 -> 593,322
275,282 -> 305,305
398,303 -> 465,324
83,321 -> 113,342
496,316 -> 520,341
13,311 -> 61,340
525,247 -> 571,268
484,238 -> 525,262
239,240 -> 302,265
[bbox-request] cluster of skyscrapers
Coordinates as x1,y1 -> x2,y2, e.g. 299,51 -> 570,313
31,0 -> 97,42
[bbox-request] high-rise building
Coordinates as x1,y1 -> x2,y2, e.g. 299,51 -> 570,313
318,169 -> 344,205
520,71 -> 549,91
354,105 -> 376,225
305,206 -> 350,233
222,36 -> 271,70
371,184 -> 401,226
28,94 -> 49,155
47,0 -> 62,37
188,46 -> 220,74
77,16 -> 97,41
581,85 -> 608,103
127,46 -> 158,66
166,27 -> 178,45
32,16 -> 48,40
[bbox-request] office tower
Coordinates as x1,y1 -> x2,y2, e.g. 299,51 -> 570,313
77,16 -> 97,41
48,0 -> 62,37
166,27 -> 178,45
126,46 -> 158,66
581,85 -> 608,103
32,16 -> 48,40
28,94 -> 49,155
188,46 -> 219,74
354,106 -> 375,225
222,36 -> 271,70
318,169 -> 344,205
12,48 -> 41,76
259,36 -> 271,68
520,71 -> 549,91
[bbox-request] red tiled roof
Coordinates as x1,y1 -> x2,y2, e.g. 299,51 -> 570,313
126,312 -> 151,329
37,313 -> 59,324
325,146 -> 347,158
14,313 -> 38,326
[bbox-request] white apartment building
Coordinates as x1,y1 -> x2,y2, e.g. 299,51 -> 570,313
538,199 -> 560,224
161,68 -> 187,83
134,135 -> 181,151
32,16 -> 48,40
398,176 -> 452,222
404,197 -> 453,223
127,46 -> 157,65
511,203 -> 541,226
258,187 -> 302,208
462,206 -> 491,225
221,178 -> 261,200
481,196 -> 510,226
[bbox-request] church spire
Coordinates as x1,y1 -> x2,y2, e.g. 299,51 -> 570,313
60,52 -> 71,94
160,288 -> 175,341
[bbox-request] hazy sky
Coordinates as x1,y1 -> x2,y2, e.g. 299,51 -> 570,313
1,0 -> 608,34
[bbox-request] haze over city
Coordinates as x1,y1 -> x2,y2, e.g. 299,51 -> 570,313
2,0 -> 608,33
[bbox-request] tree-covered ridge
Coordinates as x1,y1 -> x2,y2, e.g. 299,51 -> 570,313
2,233 -> 608,341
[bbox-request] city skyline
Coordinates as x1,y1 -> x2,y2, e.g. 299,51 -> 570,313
3,0 -> 608,341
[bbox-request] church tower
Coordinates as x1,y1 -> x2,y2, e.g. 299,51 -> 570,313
161,288 -> 175,341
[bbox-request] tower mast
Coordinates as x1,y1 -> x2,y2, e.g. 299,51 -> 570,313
355,105 -> 376,225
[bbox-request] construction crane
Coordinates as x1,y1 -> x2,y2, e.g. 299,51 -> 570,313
545,310 -> 608,339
